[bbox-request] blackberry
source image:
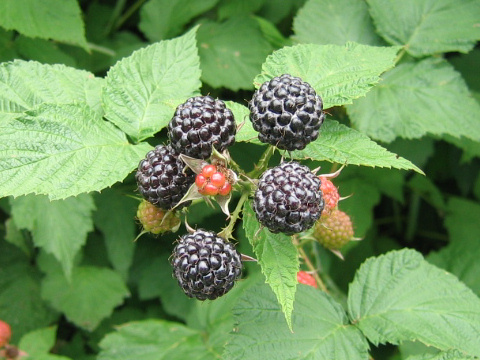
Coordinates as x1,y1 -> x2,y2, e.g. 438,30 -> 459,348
168,96 -> 236,159
249,74 -> 325,151
136,145 -> 195,210
254,162 -> 324,234
171,229 -> 242,300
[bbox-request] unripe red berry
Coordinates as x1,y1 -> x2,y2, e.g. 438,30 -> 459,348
297,271 -> 317,288
202,183 -> 219,196
0,320 -> 11,348
319,176 -> 340,215
202,164 -> 217,178
195,174 -> 207,188
210,172 -> 226,188
218,182 -> 232,196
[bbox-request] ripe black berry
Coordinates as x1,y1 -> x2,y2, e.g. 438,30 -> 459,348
136,145 -> 195,210
254,162 -> 324,234
249,74 -> 325,151
172,229 -> 242,300
168,96 -> 236,159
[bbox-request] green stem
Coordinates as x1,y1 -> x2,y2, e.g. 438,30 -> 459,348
114,0 -> 147,31
247,145 -> 275,179
86,42 -> 116,57
405,191 -> 421,242
220,191 -> 250,240
394,47 -> 407,65
293,236 -> 328,292
105,0 -> 127,36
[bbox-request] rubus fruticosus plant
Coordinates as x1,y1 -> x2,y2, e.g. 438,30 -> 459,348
1,0 -> 480,359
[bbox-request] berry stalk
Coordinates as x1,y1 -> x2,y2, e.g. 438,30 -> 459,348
292,235 -> 327,292
219,191 -> 250,240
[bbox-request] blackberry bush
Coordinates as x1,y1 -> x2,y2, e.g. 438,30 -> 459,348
249,74 -> 325,151
168,96 -> 236,159
254,161 -> 324,234
136,145 -> 195,210
171,229 -> 242,300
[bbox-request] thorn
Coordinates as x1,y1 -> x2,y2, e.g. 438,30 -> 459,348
330,249 -> 344,260
241,254 -> 257,262
312,166 -> 322,175
184,217 -> 196,233
321,164 -> 346,179
351,237 -> 363,241
339,193 -> 353,201
236,119 -> 246,132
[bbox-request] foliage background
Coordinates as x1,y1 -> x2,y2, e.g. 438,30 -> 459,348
0,0 -> 480,359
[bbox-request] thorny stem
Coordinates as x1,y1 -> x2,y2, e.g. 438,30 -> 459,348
86,42 -> 116,56
220,191 -> 250,240
247,145 -> 275,179
293,235 -> 328,292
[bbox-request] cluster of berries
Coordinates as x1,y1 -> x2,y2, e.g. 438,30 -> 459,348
134,73 -> 355,300
195,164 -> 232,197
135,95 -> 241,301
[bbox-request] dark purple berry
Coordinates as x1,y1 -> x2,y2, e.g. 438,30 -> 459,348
172,229 -> 242,300
136,145 -> 195,210
168,96 -> 236,159
249,74 -> 325,151
254,162 -> 324,234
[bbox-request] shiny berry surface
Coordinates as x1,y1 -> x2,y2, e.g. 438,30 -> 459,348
254,162 -> 324,234
171,229 -> 242,300
168,96 -> 236,159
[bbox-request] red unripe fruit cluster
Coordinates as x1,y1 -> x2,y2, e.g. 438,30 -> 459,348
319,176 -> 340,214
0,320 -> 11,348
196,164 -> 232,196
297,271 -> 317,288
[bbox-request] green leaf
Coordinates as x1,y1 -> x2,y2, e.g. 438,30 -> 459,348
0,28 -> 18,62
137,254 -> 195,321
336,172 -> 382,237
450,49 -> 480,93
197,17 -> 273,90
11,194 -> 95,278
5,218 -> 30,256
0,103 -> 151,199
217,0 -> 265,20
15,36 -> 76,67
0,241 -> 57,343
408,174 -> 446,211
255,42 -> 399,108
293,120 -> 422,172
242,201 -> 298,330
93,189 -> 137,280
225,101 -> 261,144
0,0 -> 88,50
139,0 -> 218,42
293,0 -> 383,46
18,327 -> 56,356
348,58 -> 480,143
348,249 -> 480,357
367,0 -> 480,57
0,60 -> 104,121
98,320 -> 218,360
406,350 -> 476,360
224,282 -> 369,360
103,27 -> 201,142
41,266 -> 129,331
428,198 -> 480,296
